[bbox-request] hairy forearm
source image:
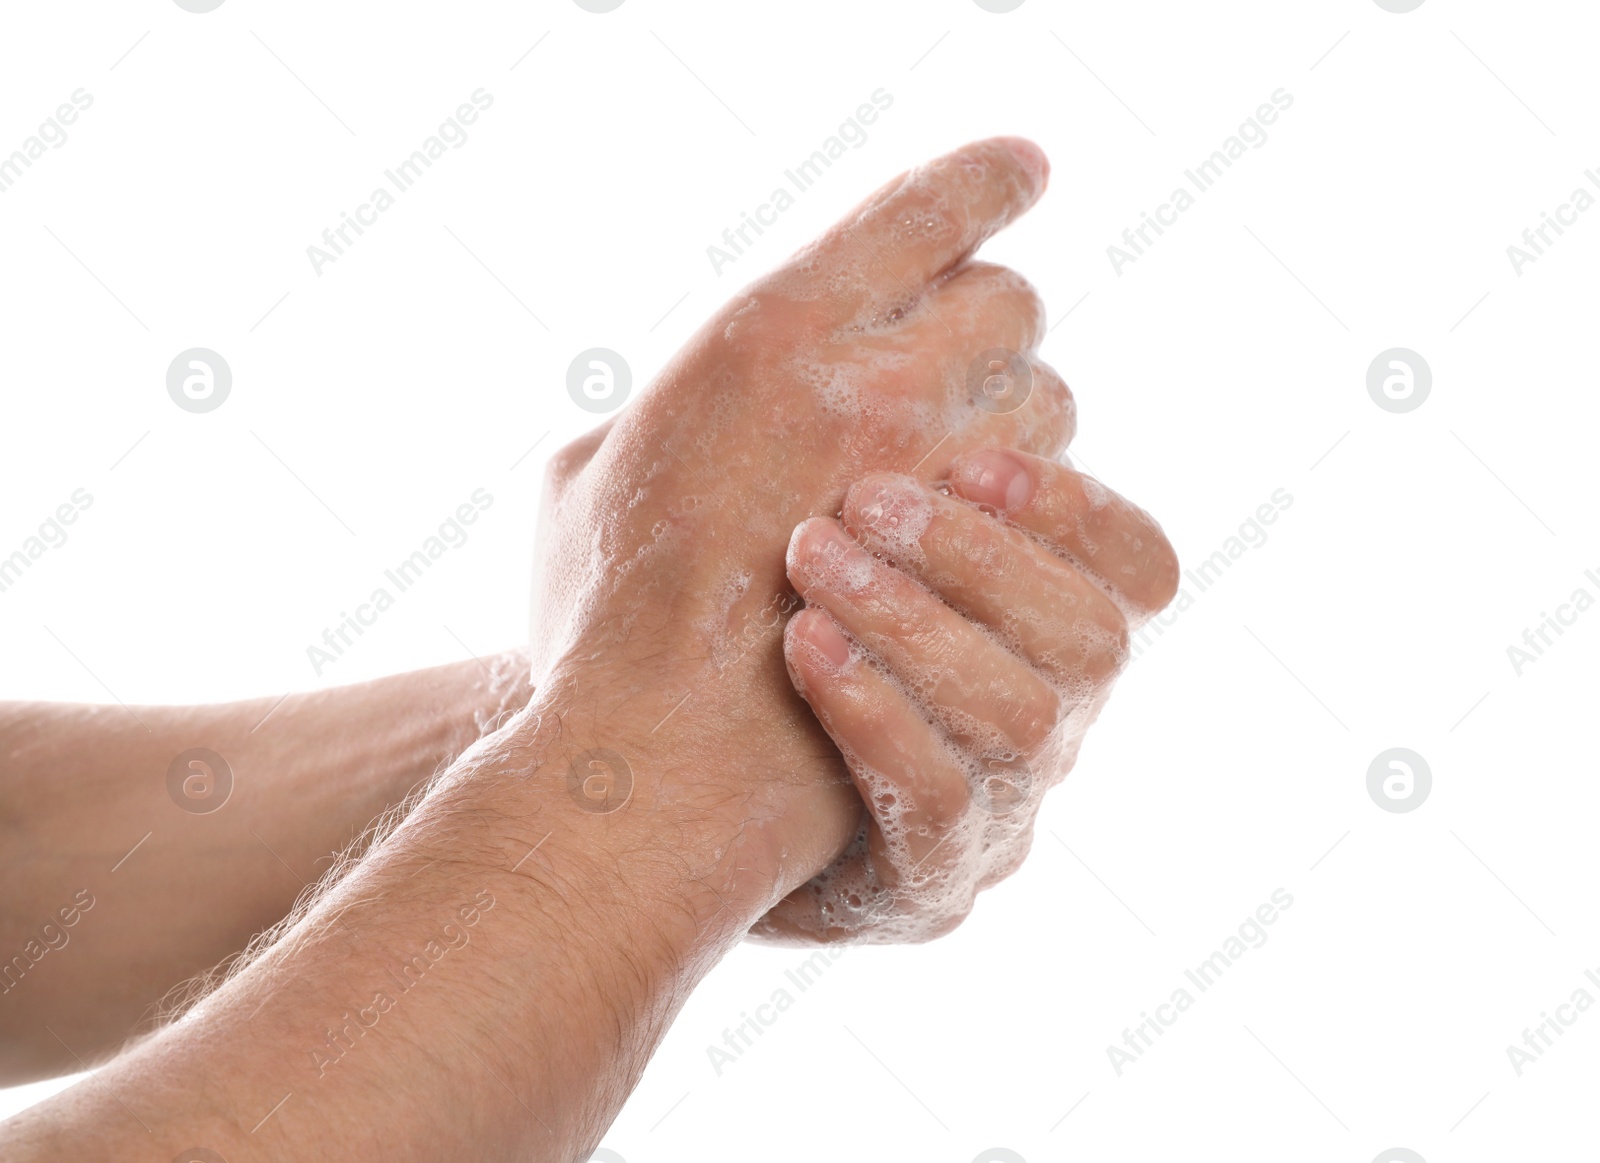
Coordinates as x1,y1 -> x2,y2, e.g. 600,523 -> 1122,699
0,650 -> 531,1083
0,693 -> 771,1162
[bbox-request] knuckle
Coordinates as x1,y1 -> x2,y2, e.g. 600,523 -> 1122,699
1044,593 -> 1130,686
979,828 -> 1037,889
1019,360 -> 1075,453
1066,472 -> 1111,528
543,435 -> 593,499
893,608 -> 945,657
1032,359 -> 1074,415
1092,607 -> 1133,683
929,903 -> 975,940
998,268 -> 1047,341
1142,534 -> 1182,613
911,771 -> 971,828
934,505 -> 1003,571
1014,685 -> 1064,751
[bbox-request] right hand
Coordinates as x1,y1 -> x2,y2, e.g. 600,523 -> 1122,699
527,138 -> 1083,936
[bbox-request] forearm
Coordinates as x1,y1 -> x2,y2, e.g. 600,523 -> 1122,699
0,694 -> 771,1162
0,650 -> 530,1083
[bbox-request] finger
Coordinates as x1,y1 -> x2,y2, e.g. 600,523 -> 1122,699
928,261 -> 1048,355
856,340 -> 1072,475
787,517 -> 1060,755
949,352 -> 1075,466
542,417 -> 617,501
795,137 -> 1049,316
944,448 -> 1180,619
817,359 -> 1078,497
751,837 -> 971,945
921,265 -> 1070,459
783,605 -> 972,883
842,474 -> 1131,692
749,845 -> 878,944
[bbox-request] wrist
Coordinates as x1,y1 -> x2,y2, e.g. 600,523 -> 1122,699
428,682 -> 789,962
382,696 -> 769,1144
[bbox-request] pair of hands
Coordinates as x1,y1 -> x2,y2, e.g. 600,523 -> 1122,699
528,137 -> 1178,943
0,135 -> 1178,1163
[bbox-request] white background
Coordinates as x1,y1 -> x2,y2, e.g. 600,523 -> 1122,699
1,1 -> 1596,1160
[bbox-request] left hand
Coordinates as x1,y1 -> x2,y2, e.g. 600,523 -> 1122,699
755,446 -> 1178,942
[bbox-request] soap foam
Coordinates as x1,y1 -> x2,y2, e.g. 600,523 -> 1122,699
772,484 -> 1126,944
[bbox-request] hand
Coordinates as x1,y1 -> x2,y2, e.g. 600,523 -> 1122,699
758,449 -> 1178,942
527,138 -> 1079,923
0,138 -> 1157,1163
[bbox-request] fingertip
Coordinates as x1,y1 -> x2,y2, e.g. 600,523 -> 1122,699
786,516 -> 834,580
842,470 -> 908,527
994,136 -> 1049,199
787,515 -> 862,588
807,137 -> 1050,310
786,517 -> 827,573
938,136 -> 1048,224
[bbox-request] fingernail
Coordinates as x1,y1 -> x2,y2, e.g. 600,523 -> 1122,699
804,519 -> 857,570
789,518 -> 874,595
800,609 -> 852,670
1002,137 -> 1049,196
951,449 -> 1033,512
